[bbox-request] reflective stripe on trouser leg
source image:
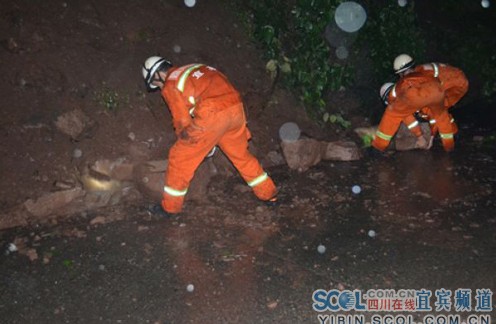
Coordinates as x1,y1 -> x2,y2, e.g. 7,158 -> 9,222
162,185 -> 188,214
247,172 -> 277,201
217,104 -> 277,201
162,110 -> 228,213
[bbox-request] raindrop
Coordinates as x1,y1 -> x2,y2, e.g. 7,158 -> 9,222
336,46 -> 349,60
368,230 -> 376,238
72,148 -> 83,159
481,0 -> 490,8
184,0 -> 196,8
279,122 -> 301,142
398,0 -> 408,7
334,2 -> 367,33
186,284 -> 195,292
351,185 -> 361,194
173,45 -> 181,53
317,245 -> 326,254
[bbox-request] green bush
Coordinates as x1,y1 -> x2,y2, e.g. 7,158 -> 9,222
231,1 -> 426,122
233,0 -> 353,121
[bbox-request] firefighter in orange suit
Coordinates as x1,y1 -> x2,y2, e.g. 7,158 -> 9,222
372,72 -> 456,152
142,56 -> 277,214
393,54 -> 469,135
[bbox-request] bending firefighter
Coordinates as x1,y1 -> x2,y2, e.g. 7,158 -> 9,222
142,56 -> 277,214
393,54 -> 469,135
373,72 -> 455,152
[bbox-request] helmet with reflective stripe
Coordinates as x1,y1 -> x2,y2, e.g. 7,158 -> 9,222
142,56 -> 172,90
379,82 -> 395,105
393,54 -> 414,74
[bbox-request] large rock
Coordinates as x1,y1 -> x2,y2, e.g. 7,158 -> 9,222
280,139 -> 360,171
323,141 -> 361,161
134,158 -> 219,203
393,123 -> 432,151
24,187 -> 86,218
280,139 -> 324,171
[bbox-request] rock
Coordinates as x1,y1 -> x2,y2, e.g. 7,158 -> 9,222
134,158 -> 220,203
0,207 -> 29,230
24,187 -> 85,218
393,123 -> 431,151
323,141 -> 361,161
281,138 -> 361,171
127,142 -> 152,162
54,109 -> 97,140
280,138 -> 323,172
91,158 -> 135,181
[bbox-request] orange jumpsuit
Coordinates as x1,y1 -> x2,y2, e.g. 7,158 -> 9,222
160,64 -> 277,213
414,63 -> 469,134
372,72 -> 455,152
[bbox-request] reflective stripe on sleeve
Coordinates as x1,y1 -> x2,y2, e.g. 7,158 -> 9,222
391,85 -> 397,98
440,133 -> 454,139
248,172 -> 268,188
407,120 -> 419,129
429,119 -> 437,124
432,63 -> 439,78
177,64 -> 204,92
376,131 -> 392,141
163,186 -> 188,197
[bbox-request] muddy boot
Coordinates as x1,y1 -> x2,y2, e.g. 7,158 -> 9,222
264,196 -> 279,207
147,203 -> 171,218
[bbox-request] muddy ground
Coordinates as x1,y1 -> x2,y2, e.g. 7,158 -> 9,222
0,136 -> 495,323
0,0 -> 495,323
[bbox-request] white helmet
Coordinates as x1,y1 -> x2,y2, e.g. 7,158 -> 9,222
379,82 -> 395,104
393,54 -> 414,74
142,56 -> 172,90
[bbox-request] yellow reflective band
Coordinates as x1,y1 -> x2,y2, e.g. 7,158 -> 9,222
407,121 -> 419,129
189,107 -> 195,117
391,85 -> 397,98
188,96 -> 195,105
163,186 -> 188,197
432,63 -> 439,78
376,131 -> 392,141
248,172 -> 268,188
440,133 -> 454,139
429,119 -> 437,124
177,64 -> 204,92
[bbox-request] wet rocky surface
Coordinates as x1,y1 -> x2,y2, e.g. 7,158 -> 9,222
1,134 -> 494,323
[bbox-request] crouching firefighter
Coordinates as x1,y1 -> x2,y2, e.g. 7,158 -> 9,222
142,56 -> 278,215
372,72 -> 456,152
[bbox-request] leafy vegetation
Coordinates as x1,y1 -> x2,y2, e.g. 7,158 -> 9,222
231,0 -> 425,125
231,0 -> 495,125
94,84 -> 128,113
